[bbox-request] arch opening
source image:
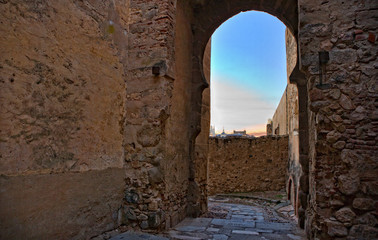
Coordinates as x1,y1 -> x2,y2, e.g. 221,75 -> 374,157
185,0 -> 309,230
206,11 -> 296,198
208,11 -> 289,137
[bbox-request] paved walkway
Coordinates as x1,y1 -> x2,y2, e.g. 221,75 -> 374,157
166,199 -> 305,240
109,196 -> 306,240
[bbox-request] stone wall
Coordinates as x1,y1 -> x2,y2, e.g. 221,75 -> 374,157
208,136 -> 289,195
1,0 -> 377,239
272,89 -> 288,135
1,0 -> 192,237
299,0 -> 378,238
269,29 -> 300,216
189,39 -> 211,217
285,29 -> 301,216
0,1 -> 128,239
122,0 -> 189,231
0,0 -> 127,175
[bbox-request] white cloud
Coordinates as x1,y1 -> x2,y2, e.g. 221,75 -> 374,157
210,80 -> 276,133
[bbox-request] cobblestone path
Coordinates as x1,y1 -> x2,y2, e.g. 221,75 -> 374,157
109,196 -> 306,240
166,199 -> 305,240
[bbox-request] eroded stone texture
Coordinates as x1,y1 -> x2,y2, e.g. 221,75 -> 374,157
335,207 -> 356,223
189,39 -> 212,217
1,0 -> 377,239
121,0 -> 181,232
0,0 -> 128,238
208,136 -> 289,195
299,0 -> 378,238
352,198 -> 375,211
284,29 -> 301,217
0,168 -> 125,240
326,220 -> 348,237
0,0 -> 127,174
338,171 -> 360,195
272,91 -> 288,136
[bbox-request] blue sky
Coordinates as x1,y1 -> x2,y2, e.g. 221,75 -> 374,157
210,11 -> 287,135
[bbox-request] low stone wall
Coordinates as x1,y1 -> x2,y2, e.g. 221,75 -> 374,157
208,136 -> 289,195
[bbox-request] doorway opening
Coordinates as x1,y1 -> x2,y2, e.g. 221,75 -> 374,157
184,0 -> 309,229
206,9 -> 299,215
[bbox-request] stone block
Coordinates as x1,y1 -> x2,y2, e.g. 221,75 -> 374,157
326,220 -> 348,237
356,213 -> 378,227
148,167 -> 163,185
148,212 -> 161,229
138,214 -> 148,221
326,131 -> 342,143
330,200 -> 344,207
140,221 -> 149,229
330,49 -> 357,64
368,32 -> 376,43
231,230 -> 259,235
212,234 -> 228,240
148,200 -> 159,211
125,207 -> 137,221
137,125 -> 161,147
125,190 -> 140,204
349,225 -> 378,239
339,94 -> 355,110
175,225 -> 206,232
338,172 -> 360,195
309,88 -> 324,101
109,231 -> 169,240
335,207 -> 356,223
255,222 -> 292,231
352,198 -> 375,211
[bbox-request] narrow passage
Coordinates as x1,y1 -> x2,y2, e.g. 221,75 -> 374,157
167,196 -> 305,240
109,193 -> 306,240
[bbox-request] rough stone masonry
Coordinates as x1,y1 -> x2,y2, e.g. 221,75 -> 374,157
208,136 -> 289,196
0,0 -> 377,240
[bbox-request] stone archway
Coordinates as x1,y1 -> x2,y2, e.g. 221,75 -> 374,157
0,1 -> 375,239
184,0 -> 309,228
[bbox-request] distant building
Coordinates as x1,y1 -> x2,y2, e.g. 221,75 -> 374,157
232,130 -> 247,137
229,130 -> 252,138
209,125 -> 216,136
215,128 -> 228,138
266,119 -> 273,136
214,129 -> 254,138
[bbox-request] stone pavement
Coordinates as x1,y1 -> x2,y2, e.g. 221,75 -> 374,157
166,200 -> 305,240
109,231 -> 168,240
108,197 -> 305,240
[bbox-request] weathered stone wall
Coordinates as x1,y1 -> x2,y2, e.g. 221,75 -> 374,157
272,89 -> 288,135
286,83 -> 300,209
299,0 -> 378,238
270,29 -> 300,216
190,2 -> 377,238
271,82 -> 300,214
0,0 -> 127,175
189,39 -> 211,217
285,29 -> 301,216
1,0 -> 377,239
122,0 -> 189,231
208,136 -> 289,195
0,169 -> 125,240
0,1 -> 128,239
